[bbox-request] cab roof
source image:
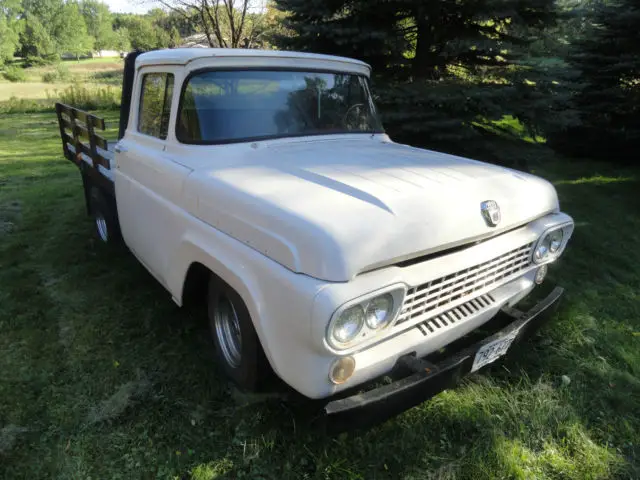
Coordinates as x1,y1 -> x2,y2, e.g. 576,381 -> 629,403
136,48 -> 371,73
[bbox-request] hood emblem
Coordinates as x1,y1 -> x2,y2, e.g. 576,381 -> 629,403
481,200 -> 501,227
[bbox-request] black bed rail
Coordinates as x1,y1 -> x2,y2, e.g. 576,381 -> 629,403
55,102 -> 114,194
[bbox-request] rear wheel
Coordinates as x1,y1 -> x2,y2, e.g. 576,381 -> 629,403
208,276 -> 267,391
89,186 -> 121,244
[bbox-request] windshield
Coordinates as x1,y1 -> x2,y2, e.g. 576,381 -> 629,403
176,70 -> 384,144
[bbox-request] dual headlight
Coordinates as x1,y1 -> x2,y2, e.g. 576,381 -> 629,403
327,289 -> 403,350
533,223 -> 573,264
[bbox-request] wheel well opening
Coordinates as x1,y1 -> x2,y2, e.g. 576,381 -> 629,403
182,262 -> 212,308
182,262 -> 276,383
84,172 -> 119,221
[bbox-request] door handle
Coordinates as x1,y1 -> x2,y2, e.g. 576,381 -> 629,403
114,144 -> 128,153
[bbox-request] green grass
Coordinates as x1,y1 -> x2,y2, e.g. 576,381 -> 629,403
477,115 -> 546,144
0,82 -> 73,101
3,57 -> 124,83
0,57 -> 123,106
0,112 -> 638,479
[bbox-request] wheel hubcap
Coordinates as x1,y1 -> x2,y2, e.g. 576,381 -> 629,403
214,295 -> 242,368
96,214 -> 108,242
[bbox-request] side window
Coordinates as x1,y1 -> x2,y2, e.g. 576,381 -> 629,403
138,72 -> 174,139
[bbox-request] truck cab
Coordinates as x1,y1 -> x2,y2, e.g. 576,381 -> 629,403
55,48 -> 573,427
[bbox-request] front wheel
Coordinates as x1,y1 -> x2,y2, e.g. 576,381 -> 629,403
208,277 -> 267,391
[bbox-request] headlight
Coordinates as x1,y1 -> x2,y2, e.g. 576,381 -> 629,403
327,288 -> 404,350
332,305 -> 365,344
365,293 -> 394,329
548,229 -> 563,253
533,223 -> 572,264
534,236 -> 551,262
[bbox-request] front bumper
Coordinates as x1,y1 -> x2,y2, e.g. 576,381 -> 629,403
324,286 -> 564,431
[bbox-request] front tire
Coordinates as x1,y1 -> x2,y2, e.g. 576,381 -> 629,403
208,277 -> 267,391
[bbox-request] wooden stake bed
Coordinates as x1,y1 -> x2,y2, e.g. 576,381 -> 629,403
55,102 -> 115,196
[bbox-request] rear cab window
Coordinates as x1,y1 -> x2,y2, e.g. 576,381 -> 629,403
138,72 -> 175,140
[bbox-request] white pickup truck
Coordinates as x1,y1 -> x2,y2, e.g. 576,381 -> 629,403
55,48 -> 574,428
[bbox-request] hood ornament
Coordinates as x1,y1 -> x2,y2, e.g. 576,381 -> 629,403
481,200 -> 501,227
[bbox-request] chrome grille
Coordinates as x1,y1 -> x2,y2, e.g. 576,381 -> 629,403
416,293 -> 496,336
397,242 -> 534,326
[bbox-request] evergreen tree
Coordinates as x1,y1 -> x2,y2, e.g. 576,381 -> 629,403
276,1 -> 557,79
275,0 -> 406,74
275,0 -> 563,156
554,0 -> 640,161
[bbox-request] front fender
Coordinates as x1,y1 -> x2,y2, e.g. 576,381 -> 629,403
171,236 -> 256,308
165,218 -> 327,385
168,230 -> 266,344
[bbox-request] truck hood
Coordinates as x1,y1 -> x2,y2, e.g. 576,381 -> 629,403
185,137 -> 558,282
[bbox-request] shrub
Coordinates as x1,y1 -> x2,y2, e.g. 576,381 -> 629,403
0,97 -> 55,114
0,84 -> 121,114
23,55 -> 58,67
2,66 -> 27,83
42,72 -> 57,83
42,64 -> 72,83
53,83 -> 121,110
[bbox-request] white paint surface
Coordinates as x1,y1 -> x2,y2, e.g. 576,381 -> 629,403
103,51 -> 575,398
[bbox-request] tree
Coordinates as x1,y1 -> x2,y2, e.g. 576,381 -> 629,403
80,0 -> 115,52
276,1 -> 558,80
112,27 -> 131,51
20,12 -> 58,62
19,0 -> 92,61
274,0 -> 562,155
56,1 -> 94,60
261,0 -> 292,48
241,6 -> 276,49
0,0 -> 23,65
169,25 -> 181,47
166,7 -> 199,37
274,0 -> 405,74
552,0 -> 640,162
19,0 -> 62,61
115,15 -> 170,50
157,0 -> 259,48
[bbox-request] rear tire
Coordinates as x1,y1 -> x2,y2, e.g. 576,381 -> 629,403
89,186 -> 121,244
208,276 -> 267,391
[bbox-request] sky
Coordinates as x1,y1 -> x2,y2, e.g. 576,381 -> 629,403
103,0 -> 266,14
104,0 -> 154,14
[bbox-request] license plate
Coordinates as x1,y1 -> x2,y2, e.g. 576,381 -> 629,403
471,333 -> 518,373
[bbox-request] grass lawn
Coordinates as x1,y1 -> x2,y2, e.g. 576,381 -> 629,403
0,112 -> 638,479
0,57 -> 123,102
6,57 -> 123,80
0,82 -> 75,101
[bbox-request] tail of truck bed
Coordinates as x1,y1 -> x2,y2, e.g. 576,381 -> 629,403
54,50 -> 144,193
55,103 -> 121,242
53,51 -> 143,243
54,103 -> 114,195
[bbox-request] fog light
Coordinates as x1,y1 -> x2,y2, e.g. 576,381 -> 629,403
329,356 -> 356,385
535,264 -> 548,285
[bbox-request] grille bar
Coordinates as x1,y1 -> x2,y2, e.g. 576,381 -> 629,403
416,294 -> 496,336
401,257 -> 530,316
404,244 -> 532,304
396,242 -> 533,326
